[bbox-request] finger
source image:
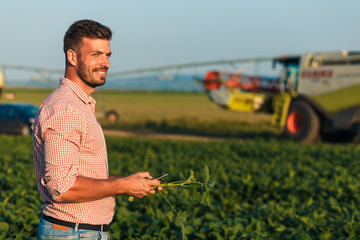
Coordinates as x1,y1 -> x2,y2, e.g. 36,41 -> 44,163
136,192 -> 148,198
149,179 -> 161,186
135,172 -> 151,178
142,172 -> 153,179
148,190 -> 156,195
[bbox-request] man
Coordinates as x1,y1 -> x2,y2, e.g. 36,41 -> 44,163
33,19 -> 162,239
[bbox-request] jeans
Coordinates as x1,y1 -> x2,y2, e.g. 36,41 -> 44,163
38,217 -> 110,240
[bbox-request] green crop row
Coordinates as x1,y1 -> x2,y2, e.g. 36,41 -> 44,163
1,135 -> 360,239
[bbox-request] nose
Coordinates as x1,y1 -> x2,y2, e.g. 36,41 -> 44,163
101,55 -> 110,69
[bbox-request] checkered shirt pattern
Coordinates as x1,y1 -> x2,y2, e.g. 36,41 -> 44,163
33,78 -> 115,225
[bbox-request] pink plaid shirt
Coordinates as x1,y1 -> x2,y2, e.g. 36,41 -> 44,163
33,78 -> 115,225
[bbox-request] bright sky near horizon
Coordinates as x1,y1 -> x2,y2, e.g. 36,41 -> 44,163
1,0 -> 360,81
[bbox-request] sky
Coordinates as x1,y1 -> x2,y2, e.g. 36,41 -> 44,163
1,0 -> 360,83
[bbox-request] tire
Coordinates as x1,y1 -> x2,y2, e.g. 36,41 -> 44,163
284,101 -> 320,143
351,122 -> 360,143
105,110 -> 119,123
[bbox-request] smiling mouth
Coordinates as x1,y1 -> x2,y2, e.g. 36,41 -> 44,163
94,68 -> 108,75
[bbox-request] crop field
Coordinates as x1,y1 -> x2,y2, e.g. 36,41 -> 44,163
1,134 -> 360,239
1,88 -> 360,239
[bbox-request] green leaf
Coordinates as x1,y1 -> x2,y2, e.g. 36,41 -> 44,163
300,216 -> 309,225
307,196 -> 313,207
0,221 -> 9,239
319,231 -> 332,239
192,185 -> 201,200
200,189 -> 210,205
176,210 -> 187,225
207,179 -> 216,188
188,170 -> 196,181
275,225 -> 286,232
203,164 -> 210,185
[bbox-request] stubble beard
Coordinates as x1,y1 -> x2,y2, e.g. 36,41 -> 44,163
77,60 -> 107,88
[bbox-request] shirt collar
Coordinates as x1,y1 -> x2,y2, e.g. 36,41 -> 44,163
60,78 -> 96,105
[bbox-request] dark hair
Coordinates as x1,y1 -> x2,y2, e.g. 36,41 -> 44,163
63,19 -> 112,54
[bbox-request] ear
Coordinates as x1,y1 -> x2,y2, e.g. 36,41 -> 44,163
66,49 -> 78,67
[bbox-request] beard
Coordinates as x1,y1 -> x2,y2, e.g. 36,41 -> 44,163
77,60 -> 107,88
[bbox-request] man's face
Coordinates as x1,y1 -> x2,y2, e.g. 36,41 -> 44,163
76,37 -> 111,88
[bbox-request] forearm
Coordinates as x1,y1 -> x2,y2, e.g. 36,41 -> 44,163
56,172 -> 162,203
56,176 -> 121,203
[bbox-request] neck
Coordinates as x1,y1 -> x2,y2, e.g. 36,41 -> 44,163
65,66 -> 95,96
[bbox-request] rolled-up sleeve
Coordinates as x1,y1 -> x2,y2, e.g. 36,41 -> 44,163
40,107 -> 83,200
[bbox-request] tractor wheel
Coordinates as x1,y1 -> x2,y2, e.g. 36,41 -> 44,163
105,110 -> 119,123
284,101 -> 320,143
351,122 -> 360,143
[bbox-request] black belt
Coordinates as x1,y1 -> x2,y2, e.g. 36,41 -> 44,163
42,215 -> 109,232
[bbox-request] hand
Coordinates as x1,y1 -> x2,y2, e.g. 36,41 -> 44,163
119,172 -> 162,198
